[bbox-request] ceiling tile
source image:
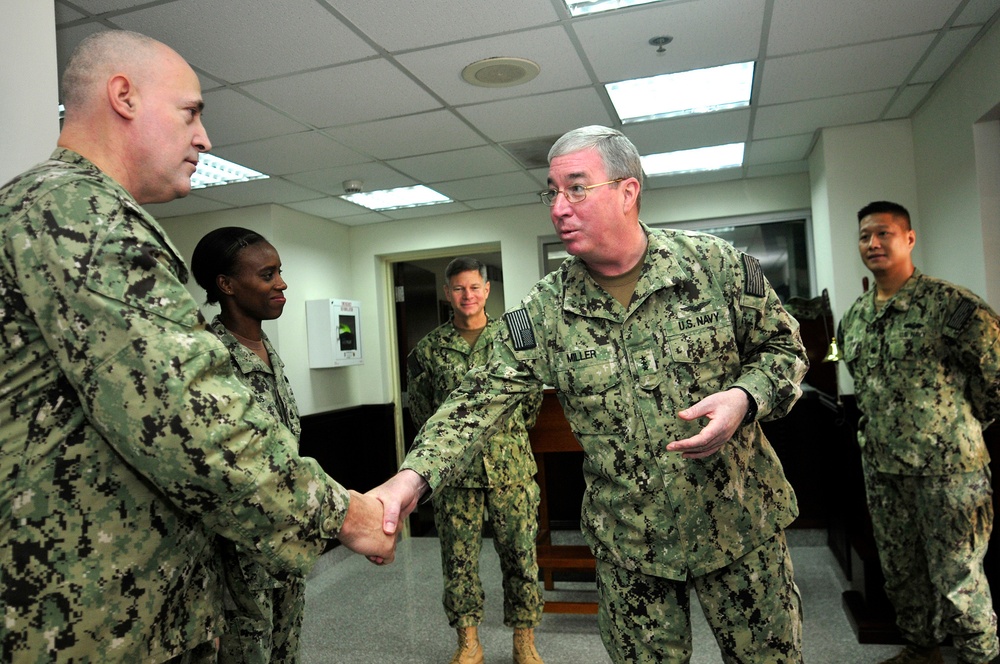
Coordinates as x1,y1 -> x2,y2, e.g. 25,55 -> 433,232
215,131 -> 368,176
285,163 -> 415,197
54,3 -> 86,23
746,161 -> 810,178
767,0 -> 961,56
431,172 -> 540,201
187,177 -> 322,207
465,193 -> 542,210
143,193 -> 231,220
201,89 -> 309,147
746,134 -> 815,165
759,34 -> 934,106
572,0 -> 766,82
457,88 -> 614,142
912,26 -> 979,82
956,0 -> 1000,25
648,168 -> 744,189
63,0 -> 155,12
396,26 -> 591,106
388,146 -> 521,183
327,0 -> 561,52
286,197 -> 389,221
622,110 -> 751,155
884,83 -> 934,119
325,110 -> 486,160
111,0 -> 377,81
382,201 -> 472,220
753,89 -> 896,139
241,59 -> 442,128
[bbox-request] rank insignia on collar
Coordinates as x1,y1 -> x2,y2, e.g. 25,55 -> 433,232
504,308 -> 537,350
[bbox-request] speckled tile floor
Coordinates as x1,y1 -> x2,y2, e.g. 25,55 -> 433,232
299,530 -> 960,663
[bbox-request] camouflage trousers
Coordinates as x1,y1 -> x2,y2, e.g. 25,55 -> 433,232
863,464 -> 998,663
218,541 -> 306,664
432,481 -> 544,628
595,531 -> 803,664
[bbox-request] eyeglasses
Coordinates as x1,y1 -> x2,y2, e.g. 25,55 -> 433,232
538,178 -> 625,207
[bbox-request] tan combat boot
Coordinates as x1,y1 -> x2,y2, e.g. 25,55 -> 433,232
449,626 -> 484,664
513,628 -> 544,664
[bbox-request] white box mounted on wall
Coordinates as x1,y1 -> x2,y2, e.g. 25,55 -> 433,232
305,299 -> 362,368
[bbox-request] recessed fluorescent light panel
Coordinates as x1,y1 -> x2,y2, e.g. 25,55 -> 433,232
564,0 -> 666,16
191,154 -> 268,189
342,185 -> 452,211
607,61 -> 754,124
641,143 -> 745,176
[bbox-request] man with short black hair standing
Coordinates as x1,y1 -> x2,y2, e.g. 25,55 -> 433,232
840,200 -> 1000,664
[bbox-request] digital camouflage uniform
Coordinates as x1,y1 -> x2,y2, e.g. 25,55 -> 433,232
402,225 -> 809,663
840,269 -> 1000,663
0,150 -> 350,663
407,316 -> 544,629
210,317 -> 306,664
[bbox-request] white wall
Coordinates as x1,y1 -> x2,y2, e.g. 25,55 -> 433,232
0,0 -> 58,185
160,204 -> 357,415
911,18 -> 1000,308
808,120 -> 921,318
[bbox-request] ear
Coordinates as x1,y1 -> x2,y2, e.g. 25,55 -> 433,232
108,74 -> 138,120
483,280 -> 491,299
621,177 -> 640,215
216,274 -> 233,297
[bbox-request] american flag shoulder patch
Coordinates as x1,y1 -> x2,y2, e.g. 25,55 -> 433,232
503,308 -> 537,350
742,254 -> 766,297
946,298 -> 976,332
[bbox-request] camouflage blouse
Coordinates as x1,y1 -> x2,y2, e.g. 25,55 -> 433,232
406,316 -> 541,488
0,150 -> 348,662
403,224 -> 808,580
841,269 -> 1000,474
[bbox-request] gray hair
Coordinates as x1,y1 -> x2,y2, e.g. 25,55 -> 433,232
548,125 -> 645,210
61,30 -> 160,113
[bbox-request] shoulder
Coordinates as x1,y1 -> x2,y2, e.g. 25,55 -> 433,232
647,226 -> 738,261
915,273 -> 998,335
1,151 -> 127,230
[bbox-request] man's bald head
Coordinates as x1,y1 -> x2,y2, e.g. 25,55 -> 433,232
56,30 -> 211,204
61,31 -> 163,119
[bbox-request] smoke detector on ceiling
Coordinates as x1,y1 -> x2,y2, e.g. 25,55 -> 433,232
343,179 -> 363,194
461,57 -> 540,88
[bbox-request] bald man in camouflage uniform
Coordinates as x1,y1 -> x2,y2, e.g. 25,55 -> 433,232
840,201 -> 1000,664
373,126 -> 809,663
0,30 -> 392,663
407,257 -> 544,664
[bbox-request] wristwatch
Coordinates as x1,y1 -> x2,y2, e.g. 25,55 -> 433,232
733,386 -> 758,425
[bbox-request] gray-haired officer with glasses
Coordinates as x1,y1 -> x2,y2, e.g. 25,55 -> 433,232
372,125 -> 809,663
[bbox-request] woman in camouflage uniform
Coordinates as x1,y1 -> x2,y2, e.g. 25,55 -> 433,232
192,227 -> 304,664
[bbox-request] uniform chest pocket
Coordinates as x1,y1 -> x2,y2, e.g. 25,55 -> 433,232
432,365 -> 466,394
555,356 -> 621,396
665,319 -> 738,364
663,320 -> 738,392
842,338 -> 859,364
887,330 -> 930,361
